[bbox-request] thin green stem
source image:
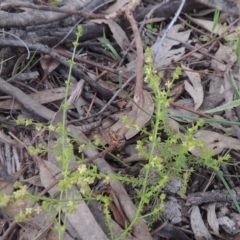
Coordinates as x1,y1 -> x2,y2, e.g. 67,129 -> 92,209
217,170 -> 240,214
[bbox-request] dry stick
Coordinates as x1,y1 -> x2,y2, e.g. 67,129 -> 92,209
178,16 -> 206,35
1,221 -> 18,240
125,7 -> 143,100
170,102 -> 213,119
195,0 -> 239,14
0,2 -> 105,19
52,0 -> 115,48
150,221 -> 168,236
114,2 -> 152,239
0,39 -> 113,101
106,187 -> 129,225
0,77 -> 55,121
54,48 -> 129,79
116,0 -> 144,140
117,1 -> 169,68
0,2 -> 122,20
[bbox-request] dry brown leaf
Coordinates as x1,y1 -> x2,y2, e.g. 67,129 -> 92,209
63,189 -> 110,240
0,180 -> 14,195
211,42 -> 236,71
208,76 -> 224,95
190,206 -> 213,240
105,0 -> 130,13
39,160 -> 61,196
182,65 -> 203,110
40,54 -> 60,74
191,130 -> 240,157
206,203 -> 221,237
21,175 -> 43,187
21,211 -> 59,240
125,90 -> 154,139
121,24 -> 191,74
152,24 -> 191,68
109,90 -> 154,140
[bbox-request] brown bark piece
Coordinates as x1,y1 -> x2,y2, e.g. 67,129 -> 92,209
195,0 -> 239,14
186,187 -> 240,205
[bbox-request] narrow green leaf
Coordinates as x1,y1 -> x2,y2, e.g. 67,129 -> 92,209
212,9 -> 220,38
230,71 -> 240,99
217,170 -> 240,214
102,30 -> 121,60
236,34 -> 240,67
204,100 -> 240,113
167,114 -> 240,126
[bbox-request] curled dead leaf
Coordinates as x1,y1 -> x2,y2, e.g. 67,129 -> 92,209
191,130 -> 240,157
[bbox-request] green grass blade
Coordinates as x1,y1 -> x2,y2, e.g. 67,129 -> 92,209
212,9 -> 220,38
217,170 -> 240,214
236,33 -> 240,67
230,71 -> 240,99
102,30 -> 121,60
167,113 -> 240,126
204,100 -> 240,113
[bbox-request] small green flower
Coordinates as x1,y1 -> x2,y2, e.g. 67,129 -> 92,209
35,123 -> 43,131
16,119 -> 26,125
78,144 -> 86,153
103,175 -> 110,184
0,194 -> 11,207
25,119 -> 33,126
78,164 -> 87,174
67,59 -> 76,66
48,125 -> 55,131
35,206 -> 42,214
15,212 -> 27,222
25,208 -> 33,215
93,135 -> 102,146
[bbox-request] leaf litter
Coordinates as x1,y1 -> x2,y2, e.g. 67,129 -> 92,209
0,0 -> 240,239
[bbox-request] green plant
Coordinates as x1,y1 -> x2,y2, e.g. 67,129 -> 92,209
212,9 -> 220,38
113,48 -> 231,239
102,30 -> 121,60
146,23 -> 157,33
48,0 -> 62,5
